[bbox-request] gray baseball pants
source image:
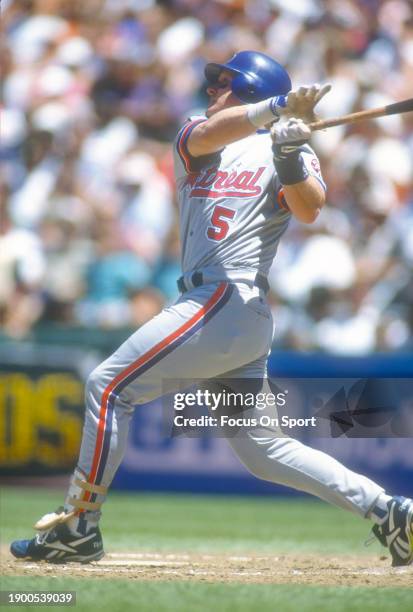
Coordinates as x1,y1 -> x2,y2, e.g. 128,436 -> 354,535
76,281 -> 383,518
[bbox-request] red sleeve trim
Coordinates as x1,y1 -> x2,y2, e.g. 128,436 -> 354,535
276,188 -> 290,211
176,119 -> 206,174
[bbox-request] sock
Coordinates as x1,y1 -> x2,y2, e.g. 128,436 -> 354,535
63,467 -> 103,535
66,512 -> 100,536
368,493 -> 392,524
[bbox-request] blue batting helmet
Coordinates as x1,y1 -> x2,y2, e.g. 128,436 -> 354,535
204,50 -> 291,103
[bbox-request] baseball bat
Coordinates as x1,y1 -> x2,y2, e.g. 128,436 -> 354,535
309,97 -> 413,131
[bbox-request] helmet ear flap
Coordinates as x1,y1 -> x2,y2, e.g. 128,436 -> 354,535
231,73 -> 263,104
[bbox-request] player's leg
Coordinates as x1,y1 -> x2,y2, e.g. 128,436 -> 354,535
10,282 -> 273,563
219,361 -> 413,566
70,283 -> 272,524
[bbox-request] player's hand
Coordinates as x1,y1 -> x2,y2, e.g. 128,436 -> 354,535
271,118 -> 311,161
271,118 -> 311,160
284,83 -> 332,122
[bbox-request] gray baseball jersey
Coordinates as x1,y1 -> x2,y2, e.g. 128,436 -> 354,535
174,116 -> 326,280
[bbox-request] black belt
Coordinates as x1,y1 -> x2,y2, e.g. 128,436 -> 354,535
177,272 -> 269,294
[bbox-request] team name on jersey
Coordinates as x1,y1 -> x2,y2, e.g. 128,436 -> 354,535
187,166 -> 266,199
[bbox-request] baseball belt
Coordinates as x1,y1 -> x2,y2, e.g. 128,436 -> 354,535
177,272 -> 269,294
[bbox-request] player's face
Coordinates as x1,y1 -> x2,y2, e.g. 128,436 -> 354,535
205,70 -> 239,117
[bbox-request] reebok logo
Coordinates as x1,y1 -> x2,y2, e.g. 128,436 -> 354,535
45,541 -> 77,553
385,528 -> 400,547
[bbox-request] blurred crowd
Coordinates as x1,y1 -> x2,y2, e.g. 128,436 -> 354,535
1,0 -> 412,354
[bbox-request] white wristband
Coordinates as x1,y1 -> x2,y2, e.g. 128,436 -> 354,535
247,97 -> 280,128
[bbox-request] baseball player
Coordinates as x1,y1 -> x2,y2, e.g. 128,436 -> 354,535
11,51 -> 412,566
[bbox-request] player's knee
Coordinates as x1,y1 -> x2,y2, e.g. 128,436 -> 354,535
85,365 -> 106,402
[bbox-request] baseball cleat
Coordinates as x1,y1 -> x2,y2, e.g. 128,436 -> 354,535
372,496 -> 413,567
10,523 -> 104,564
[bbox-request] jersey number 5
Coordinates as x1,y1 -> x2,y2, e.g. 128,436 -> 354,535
207,205 -> 236,241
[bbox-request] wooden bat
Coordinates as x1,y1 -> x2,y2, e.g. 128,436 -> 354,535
309,97 -> 413,131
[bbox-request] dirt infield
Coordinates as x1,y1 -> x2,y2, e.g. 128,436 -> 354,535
1,548 -> 412,586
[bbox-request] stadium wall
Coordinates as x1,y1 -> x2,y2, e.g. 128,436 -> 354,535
0,341 -> 411,495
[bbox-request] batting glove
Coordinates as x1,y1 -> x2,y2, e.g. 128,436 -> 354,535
283,83 -> 332,122
271,118 -> 311,185
247,83 -> 331,128
271,118 -> 311,160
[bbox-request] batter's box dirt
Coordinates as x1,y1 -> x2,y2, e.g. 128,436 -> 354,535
1,549 -> 412,587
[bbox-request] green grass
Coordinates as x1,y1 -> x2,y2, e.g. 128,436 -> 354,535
1,487 -> 411,611
1,487 -> 374,554
0,577 -> 412,612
